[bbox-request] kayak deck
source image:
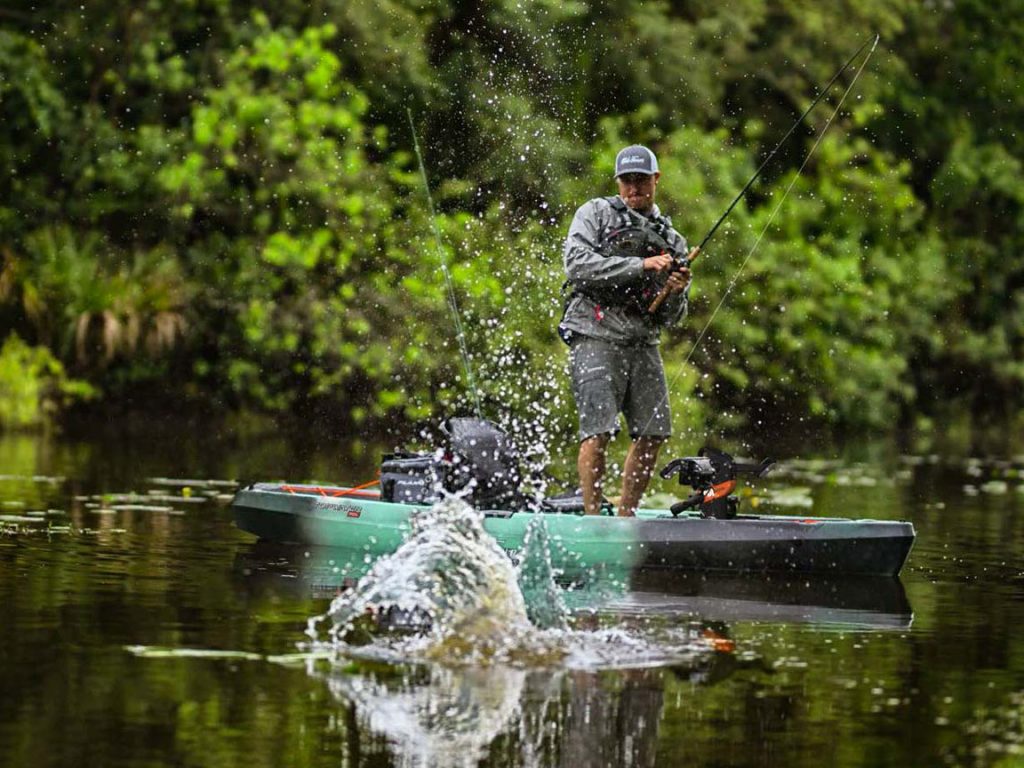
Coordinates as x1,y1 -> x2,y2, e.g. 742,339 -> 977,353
232,483 -> 915,577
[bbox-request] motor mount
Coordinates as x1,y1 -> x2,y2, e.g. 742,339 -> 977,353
659,447 -> 774,519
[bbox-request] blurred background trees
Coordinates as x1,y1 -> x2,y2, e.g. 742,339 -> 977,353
1,0 -> 1021,439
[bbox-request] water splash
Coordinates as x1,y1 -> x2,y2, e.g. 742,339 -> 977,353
309,495 -> 723,670
300,497 -> 735,764
312,496 -> 540,663
516,515 -> 569,631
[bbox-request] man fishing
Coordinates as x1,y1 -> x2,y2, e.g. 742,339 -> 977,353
559,144 -> 692,516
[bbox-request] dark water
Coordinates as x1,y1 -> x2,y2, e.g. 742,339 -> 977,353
1,424 -> 1023,768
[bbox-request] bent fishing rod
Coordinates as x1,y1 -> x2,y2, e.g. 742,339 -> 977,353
647,33 -> 879,314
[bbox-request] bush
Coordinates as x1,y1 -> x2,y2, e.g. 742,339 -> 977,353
0,334 -> 95,431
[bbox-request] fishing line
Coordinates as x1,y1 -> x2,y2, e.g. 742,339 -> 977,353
645,35 -> 880,438
408,109 -> 484,418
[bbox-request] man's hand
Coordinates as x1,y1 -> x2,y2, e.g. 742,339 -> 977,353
642,253 -> 674,272
665,267 -> 691,294
647,244 -> 698,314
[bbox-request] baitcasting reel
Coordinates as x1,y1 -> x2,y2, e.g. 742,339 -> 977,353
659,447 -> 774,519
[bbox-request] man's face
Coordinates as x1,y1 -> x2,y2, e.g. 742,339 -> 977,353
616,171 -> 660,211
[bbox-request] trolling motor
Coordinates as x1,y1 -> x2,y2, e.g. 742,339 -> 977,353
659,447 -> 774,519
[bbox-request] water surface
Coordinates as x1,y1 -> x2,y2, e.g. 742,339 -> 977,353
1,425 -> 1023,767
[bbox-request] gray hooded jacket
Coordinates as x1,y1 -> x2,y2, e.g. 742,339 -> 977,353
559,195 -> 689,346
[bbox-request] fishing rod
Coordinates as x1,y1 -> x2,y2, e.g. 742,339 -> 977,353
640,33 -> 880,440
407,109 -> 484,418
648,33 -> 879,313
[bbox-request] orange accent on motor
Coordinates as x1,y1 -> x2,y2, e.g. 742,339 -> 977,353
701,628 -> 736,653
702,479 -> 737,503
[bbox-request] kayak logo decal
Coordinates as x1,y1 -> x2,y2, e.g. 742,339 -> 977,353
311,499 -> 363,518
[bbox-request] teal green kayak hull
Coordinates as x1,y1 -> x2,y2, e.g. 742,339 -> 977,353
231,483 -> 915,577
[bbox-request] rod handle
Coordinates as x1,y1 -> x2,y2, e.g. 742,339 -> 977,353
647,246 -> 700,314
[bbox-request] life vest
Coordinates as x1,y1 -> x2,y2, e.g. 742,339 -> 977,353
567,196 -> 688,314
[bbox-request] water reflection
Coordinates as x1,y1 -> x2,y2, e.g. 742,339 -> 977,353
5,425 -> 1023,768
576,570 -> 914,630
236,542 -> 914,632
240,540 -> 914,766
305,651 -> 750,768
317,662 -> 528,767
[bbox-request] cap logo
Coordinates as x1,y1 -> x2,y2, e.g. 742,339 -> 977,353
613,145 -> 658,178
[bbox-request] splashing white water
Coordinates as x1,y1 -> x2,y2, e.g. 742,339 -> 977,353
307,495 -> 718,670
299,494 -> 727,765
309,496 -> 541,663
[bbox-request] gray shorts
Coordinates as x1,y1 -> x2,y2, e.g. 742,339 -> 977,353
568,336 -> 672,441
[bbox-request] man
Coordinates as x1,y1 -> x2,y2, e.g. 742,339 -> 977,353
559,144 -> 692,516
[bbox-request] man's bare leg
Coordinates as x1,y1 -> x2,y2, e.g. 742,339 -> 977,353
578,434 -> 611,515
618,436 -> 665,517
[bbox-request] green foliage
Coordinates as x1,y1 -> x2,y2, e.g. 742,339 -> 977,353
700,133 -> 949,428
8,226 -> 189,374
0,334 -> 95,431
0,0 -> 1021,435
0,29 -> 70,233
928,132 -> 1024,407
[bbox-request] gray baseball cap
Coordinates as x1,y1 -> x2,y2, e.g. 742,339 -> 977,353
614,144 -> 659,177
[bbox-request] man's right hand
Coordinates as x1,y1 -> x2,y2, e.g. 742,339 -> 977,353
642,253 -> 674,272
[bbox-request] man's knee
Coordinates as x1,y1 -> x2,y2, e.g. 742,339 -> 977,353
581,433 -> 612,449
579,433 -> 612,467
633,435 -> 666,456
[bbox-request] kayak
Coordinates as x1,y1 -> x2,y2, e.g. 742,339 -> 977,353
231,483 -> 916,577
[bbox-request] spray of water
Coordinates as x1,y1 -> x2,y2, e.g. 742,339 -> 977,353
311,496 -> 544,663
408,110 -> 484,418
299,496 -> 725,765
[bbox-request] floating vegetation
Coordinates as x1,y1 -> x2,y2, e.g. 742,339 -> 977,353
943,690 -> 1024,767
266,650 -> 336,666
110,504 -> 181,514
94,492 -> 189,505
979,481 -> 1009,495
146,477 -> 239,489
758,486 -> 815,509
0,474 -> 65,484
19,509 -> 67,518
142,492 -> 208,504
0,514 -> 45,523
69,485 -> 234,516
124,646 -> 263,661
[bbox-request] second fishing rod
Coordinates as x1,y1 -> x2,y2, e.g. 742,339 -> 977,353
647,33 -> 879,314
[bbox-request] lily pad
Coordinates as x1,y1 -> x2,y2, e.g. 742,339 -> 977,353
124,646 -> 263,660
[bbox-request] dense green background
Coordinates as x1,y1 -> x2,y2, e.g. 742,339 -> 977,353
1,0 -> 1021,439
